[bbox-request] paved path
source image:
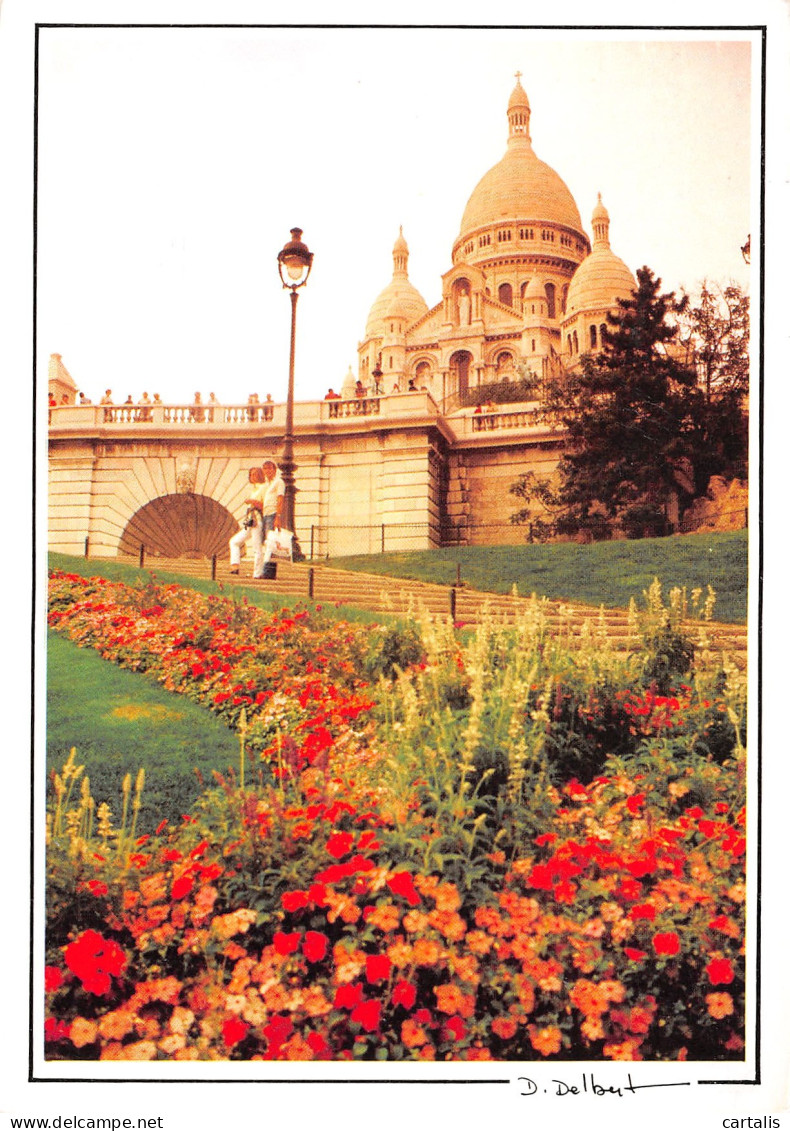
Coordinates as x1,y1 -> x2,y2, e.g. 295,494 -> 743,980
121,554 -> 748,669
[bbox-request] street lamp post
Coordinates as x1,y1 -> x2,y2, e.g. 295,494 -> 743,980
277,227 -> 313,553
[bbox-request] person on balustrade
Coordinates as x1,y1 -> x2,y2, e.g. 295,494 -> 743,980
228,466 -> 266,576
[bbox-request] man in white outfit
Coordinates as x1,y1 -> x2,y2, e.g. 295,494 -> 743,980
254,460 -> 286,579
228,466 -> 266,575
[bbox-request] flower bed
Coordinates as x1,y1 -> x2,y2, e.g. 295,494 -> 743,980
45,569 -> 747,1062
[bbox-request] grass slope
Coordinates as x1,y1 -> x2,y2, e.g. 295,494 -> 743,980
47,630 -> 241,833
332,530 -> 748,624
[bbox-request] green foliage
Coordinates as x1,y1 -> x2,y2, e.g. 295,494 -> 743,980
508,267 -> 749,539
361,622 -> 425,680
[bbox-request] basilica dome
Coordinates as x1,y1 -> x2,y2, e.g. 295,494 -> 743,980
364,228 -> 429,339
565,195 -> 635,316
455,78 -> 585,252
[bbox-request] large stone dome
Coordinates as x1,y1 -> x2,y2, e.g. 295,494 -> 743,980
456,78 -> 584,244
565,195 -> 635,316
364,229 -> 429,338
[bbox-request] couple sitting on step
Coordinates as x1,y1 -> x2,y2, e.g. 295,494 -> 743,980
229,460 -> 285,579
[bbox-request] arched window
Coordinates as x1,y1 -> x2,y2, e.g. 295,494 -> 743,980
590,324 -> 597,349
496,351 -> 514,379
415,361 -> 431,387
573,331 -> 579,354
545,283 -> 556,319
450,351 -> 472,398
532,339 -> 536,352
568,335 -> 574,355
498,283 -> 513,307
600,323 -> 608,345
561,285 -> 568,315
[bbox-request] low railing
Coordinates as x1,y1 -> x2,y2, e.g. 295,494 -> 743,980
47,391 -> 440,429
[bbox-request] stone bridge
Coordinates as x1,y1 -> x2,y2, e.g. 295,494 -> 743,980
47,383 -> 563,562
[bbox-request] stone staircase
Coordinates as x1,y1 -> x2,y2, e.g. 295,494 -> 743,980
122,554 -> 749,670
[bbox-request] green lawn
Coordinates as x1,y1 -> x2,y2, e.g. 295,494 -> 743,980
47,630 -> 242,834
331,530 -> 749,624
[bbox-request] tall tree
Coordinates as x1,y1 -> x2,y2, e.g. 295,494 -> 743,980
510,267 -> 710,540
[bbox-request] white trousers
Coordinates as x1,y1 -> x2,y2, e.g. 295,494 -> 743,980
229,523 -> 264,567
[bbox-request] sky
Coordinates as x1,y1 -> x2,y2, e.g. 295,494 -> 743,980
36,27 -> 756,406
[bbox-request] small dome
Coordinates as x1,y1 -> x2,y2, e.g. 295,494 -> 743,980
508,76 -> 530,111
341,366 -> 356,398
591,192 -> 609,223
523,276 -> 546,300
364,229 -> 428,338
565,197 -> 635,317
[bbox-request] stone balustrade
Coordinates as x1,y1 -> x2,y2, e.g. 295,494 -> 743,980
47,391 -> 560,438
47,391 -> 443,430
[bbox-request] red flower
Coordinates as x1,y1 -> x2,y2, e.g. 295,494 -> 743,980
392,980 -> 417,1010
44,966 -> 63,993
366,954 -> 392,984
307,1031 -> 330,1058
624,948 -> 648,962
263,1014 -> 293,1056
706,957 -> 735,985
222,1017 -> 249,1048
527,864 -> 554,891
64,930 -> 127,996
44,1017 -> 71,1043
626,793 -> 646,815
443,1015 -> 466,1041
171,875 -> 194,900
553,880 -> 577,904
281,890 -> 309,913
653,932 -> 681,957
357,830 -> 381,853
334,982 -> 364,1010
534,832 -> 557,846
350,998 -> 381,1033
86,880 -> 108,897
387,871 -> 421,907
629,903 -> 657,921
303,931 -> 329,963
273,931 -> 301,956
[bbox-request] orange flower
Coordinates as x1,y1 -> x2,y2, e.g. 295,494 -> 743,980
450,953 -> 480,986
434,883 -> 462,912
491,1015 -> 518,1040
414,874 -> 440,898
366,903 -> 401,932
283,1034 -> 315,1061
98,1009 -> 136,1041
464,1044 -> 493,1060
434,982 -> 475,1018
603,1037 -> 643,1061
428,909 -> 467,942
581,1017 -> 605,1041
403,911 -> 430,935
706,992 -> 735,1020
69,1017 -> 99,1049
401,1019 -> 429,1048
513,974 -> 536,1015
529,1025 -> 563,1056
386,939 -> 414,967
465,930 -> 494,956
412,937 -> 443,966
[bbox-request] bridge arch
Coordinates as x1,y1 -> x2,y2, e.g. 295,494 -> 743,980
118,493 -> 239,559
